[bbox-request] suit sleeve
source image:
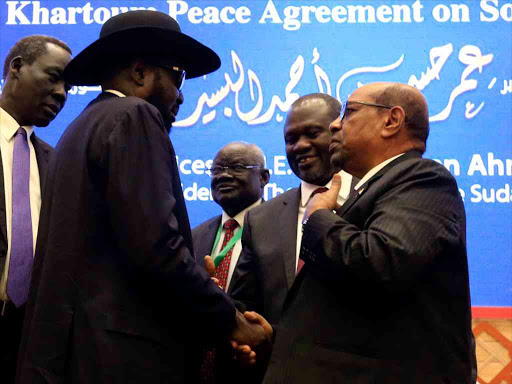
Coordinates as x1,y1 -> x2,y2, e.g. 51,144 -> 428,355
92,102 -> 235,338
301,160 -> 464,293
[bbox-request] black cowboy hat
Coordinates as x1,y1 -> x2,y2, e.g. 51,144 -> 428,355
64,10 -> 220,85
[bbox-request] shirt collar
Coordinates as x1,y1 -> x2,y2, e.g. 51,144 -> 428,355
300,170 -> 352,207
354,153 -> 404,191
221,199 -> 263,228
0,107 -> 34,142
104,89 -> 126,98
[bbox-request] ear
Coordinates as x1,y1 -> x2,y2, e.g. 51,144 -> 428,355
381,105 -> 406,138
9,56 -> 23,79
260,169 -> 270,187
130,60 -> 151,87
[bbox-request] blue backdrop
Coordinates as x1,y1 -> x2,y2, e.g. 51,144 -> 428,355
1,0 -> 511,308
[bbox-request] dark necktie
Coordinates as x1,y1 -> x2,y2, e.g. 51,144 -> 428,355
7,128 -> 33,307
297,187 -> 329,275
199,219 -> 239,384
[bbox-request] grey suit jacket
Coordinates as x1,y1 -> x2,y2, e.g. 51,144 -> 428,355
231,176 -> 359,326
230,188 -> 300,325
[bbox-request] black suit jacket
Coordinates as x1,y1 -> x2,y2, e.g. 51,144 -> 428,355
191,208 -> 263,384
17,93 -> 236,384
263,151 -> 476,384
0,133 -> 52,277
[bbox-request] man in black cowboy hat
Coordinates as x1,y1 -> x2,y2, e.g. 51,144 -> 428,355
16,10 -> 271,384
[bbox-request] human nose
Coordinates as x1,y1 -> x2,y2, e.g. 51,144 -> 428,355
329,116 -> 342,134
212,167 -> 234,179
53,81 -> 67,106
293,136 -> 311,153
177,90 -> 184,106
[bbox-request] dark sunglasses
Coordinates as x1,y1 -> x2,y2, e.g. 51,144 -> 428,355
156,64 -> 186,91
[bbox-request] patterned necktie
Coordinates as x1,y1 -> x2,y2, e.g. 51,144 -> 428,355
297,187 -> 329,275
215,219 -> 239,291
7,128 -> 33,307
199,218 -> 239,384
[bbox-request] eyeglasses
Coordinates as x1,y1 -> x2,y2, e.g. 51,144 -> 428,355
156,64 -> 186,90
340,100 -> 393,121
209,164 -> 264,177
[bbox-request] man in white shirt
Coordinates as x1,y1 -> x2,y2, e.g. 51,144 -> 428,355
230,94 -> 356,329
193,141 -> 269,295
192,141 -> 269,384
0,34 -> 71,384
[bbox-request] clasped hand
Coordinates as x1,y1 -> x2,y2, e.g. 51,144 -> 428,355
204,255 -> 273,366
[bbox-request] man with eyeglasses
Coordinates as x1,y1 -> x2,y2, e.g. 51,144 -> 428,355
255,82 -> 476,383
17,11 -> 272,384
191,141 -> 269,384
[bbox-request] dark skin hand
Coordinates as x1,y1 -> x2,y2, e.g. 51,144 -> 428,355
203,256 -> 272,363
229,174 -> 342,365
204,255 -> 220,287
303,173 -> 342,221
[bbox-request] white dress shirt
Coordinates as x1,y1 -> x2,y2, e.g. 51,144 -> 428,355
295,170 -> 353,270
212,199 -> 262,291
0,107 -> 41,302
354,153 -> 404,191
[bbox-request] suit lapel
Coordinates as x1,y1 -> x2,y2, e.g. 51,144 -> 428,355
0,149 -> 6,268
279,188 -> 301,289
31,134 -> 51,193
205,217 -> 221,257
338,151 -> 423,217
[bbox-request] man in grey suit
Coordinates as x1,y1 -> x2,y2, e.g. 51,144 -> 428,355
0,35 -> 71,384
260,82 -> 476,383
192,141 -> 269,384
231,93 -> 355,326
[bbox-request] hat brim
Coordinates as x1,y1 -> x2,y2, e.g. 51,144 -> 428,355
64,27 -> 220,85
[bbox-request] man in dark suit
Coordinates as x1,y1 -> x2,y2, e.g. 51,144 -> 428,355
231,93 -> 355,326
192,141 -> 269,384
193,141 -> 269,295
260,82 -> 476,383
0,35 -> 71,384
16,11 -> 270,384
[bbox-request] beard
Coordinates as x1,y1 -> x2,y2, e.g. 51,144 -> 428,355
146,73 -> 173,133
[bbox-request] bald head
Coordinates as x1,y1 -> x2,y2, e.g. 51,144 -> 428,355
329,82 -> 430,178
289,93 -> 341,122
211,141 -> 269,217
371,82 -> 429,152
216,142 -> 266,167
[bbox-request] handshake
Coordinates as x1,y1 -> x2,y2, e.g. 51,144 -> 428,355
205,256 -> 273,365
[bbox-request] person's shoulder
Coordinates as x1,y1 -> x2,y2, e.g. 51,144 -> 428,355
248,188 -> 300,215
390,155 -> 458,188
31,134 -> 54,153
192,215 -> 221,236
96,94 -> 159,117
401,156 -> 453,176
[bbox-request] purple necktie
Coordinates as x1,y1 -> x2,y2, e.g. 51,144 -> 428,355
7,127 -> 33,307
